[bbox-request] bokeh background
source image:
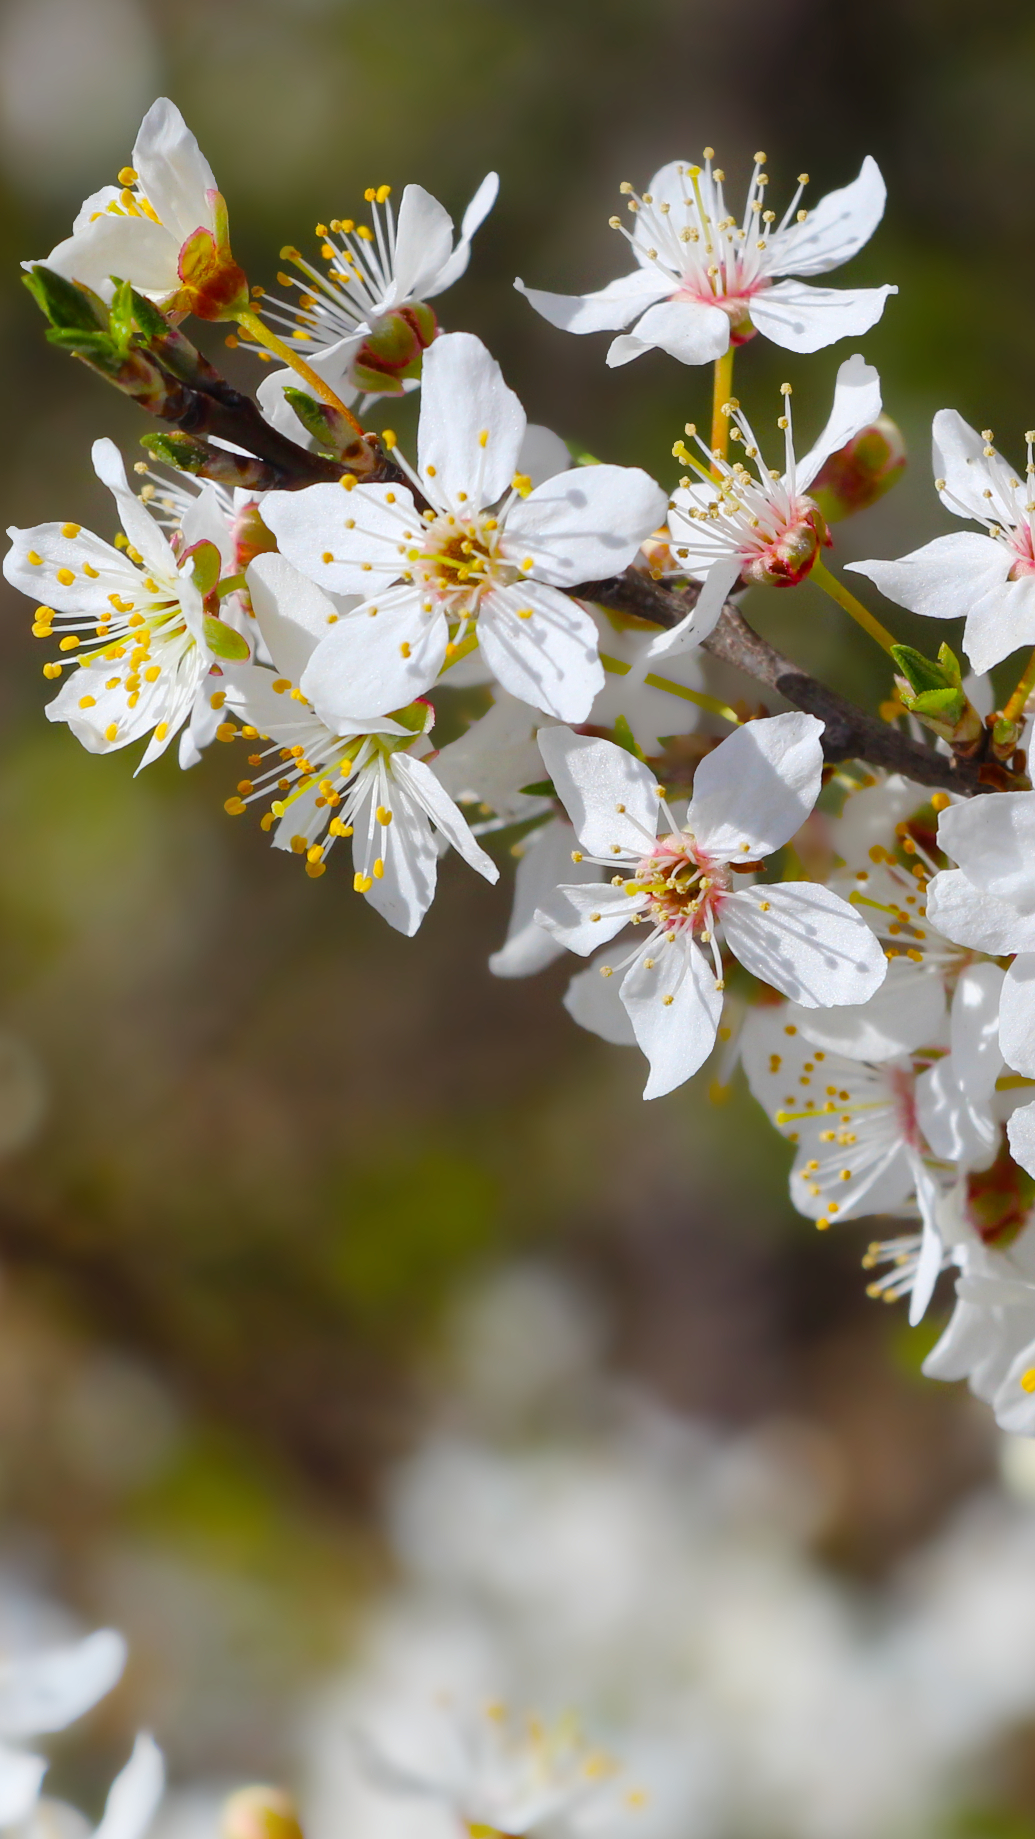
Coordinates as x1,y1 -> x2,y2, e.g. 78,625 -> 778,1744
2,0 -> 1035,1831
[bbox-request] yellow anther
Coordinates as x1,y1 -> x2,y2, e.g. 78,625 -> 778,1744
381,430 -> 397,450
117,166 -> 137,185
354,872 -> 373,893
307,844 -> 324,863
61,522 -> 81,539
104,722 -> 118,742
373,857 -> 385,878
216,722 -> 237,742
272,678 -> 291,693
58,634 -> 79,651
1022,1368 -> 1035,1394
376,805 -> 393,825
224,797 -> 247,816
56,567 -> 75,586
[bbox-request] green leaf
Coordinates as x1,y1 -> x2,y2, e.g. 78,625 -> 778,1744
23,265 -> 107,331
612,714 -> 646,760
890,641 -> 962,697
518,779 -> 555,798
202,616 -> 250,661
140,432 -> 210,475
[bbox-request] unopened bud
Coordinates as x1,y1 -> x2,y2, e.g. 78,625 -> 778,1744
221,1787 -> 304,1839
810,415 -> 906,523
890,641 -> 982,746
349,303 -> 437,395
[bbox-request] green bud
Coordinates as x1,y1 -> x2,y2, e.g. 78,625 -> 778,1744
281,388 -> 365,462
810,415 -> 907,523
891,642 -> 981,745
140,432 -> 211,475
22,264 -> 107,332
202,615 -> 250,661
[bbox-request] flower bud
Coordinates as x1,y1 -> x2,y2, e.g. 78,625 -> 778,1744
176,192 -> 250,320
809,415 -> 906,523
349,303 -> 437,394
741,503 -> 828,587
221,1788 -> 304,1839
890,641 -> 983,747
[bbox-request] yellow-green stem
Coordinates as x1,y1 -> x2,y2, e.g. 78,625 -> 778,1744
710,346 -> 735,471
1003,645 -> 1035,725
642,671 -> 743,726
810,557 -> 897,655
235,309 -> 364,434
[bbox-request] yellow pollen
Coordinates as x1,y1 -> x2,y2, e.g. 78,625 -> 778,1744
104,723 -> 118,742
1022,1368 -> 1035,1394
56,568 -> 75,586
376,806 -> 393,825
61,523 -> 80,539
26,551 -> 42,566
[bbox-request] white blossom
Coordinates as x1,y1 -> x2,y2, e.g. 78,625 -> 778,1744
260,332 -> 666,724
535,714 -> 886,1099
516,152 -> 894,368
29,99 -> 236,314
222,553 -> 498,934
256,173 -> 498,428
3,440 -> 235,769
0,1630 -> 126,1826
657,356 -> 882,654
848,412 -> 1035,673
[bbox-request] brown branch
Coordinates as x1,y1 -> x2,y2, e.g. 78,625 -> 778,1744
573,570 -> 994,797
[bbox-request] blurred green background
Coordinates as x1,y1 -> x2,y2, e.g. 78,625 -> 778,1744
0,0 -> 1034,1814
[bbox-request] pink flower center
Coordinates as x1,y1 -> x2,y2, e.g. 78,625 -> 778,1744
740,501 -> 829,589
1009,523 -> 1035,581
634,834 -> 731,935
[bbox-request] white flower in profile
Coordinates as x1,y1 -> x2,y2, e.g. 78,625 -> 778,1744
261,332 -> 667,724
534,714 -> 886,1099
29,99 -> 244,318
255,173 -> 499,427
222,554 -> 498,935
656,355 -> 882,654
923,1209 -> 1035,1436
742,964 -> 1005,1322
847,413 -> 1035,673
2,439 -> 240,770
516,150 -> 894,368
924,792 -> 1035,1178
0,1628 -> 126,1825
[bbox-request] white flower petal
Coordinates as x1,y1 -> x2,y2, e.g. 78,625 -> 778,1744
767,157 -> 887,277
909,1161 -> 946,1326
132,97 -> 216,244
964,573 -> 1035,674
257,346 -> 362,442
788,959 -> 947,1061
432,693 -> 544,825
915,1058 -> 996,1165
845,532 -> 1011,626
502,464 -> 666,587
386,185 -> 457,305
620,936 -> 723,1099
0,1630 -> 125,1739
927,866 -> 1035,954
938,792 -> 1035,914
417,333 -> 525,508
4,523 -> 133,614
261,481 -> 418,596
394,754 -> 498,883
427,172 -> 499,296
999,953 -> 1035,1079
93,1736 -> 164,1839
722,882 -> 886,1007
477,583 -> 604,722
514,269 -> 670,334
749,279 -> 896,353
534,880 -> 638,957
515,424 -> 571,488
606,298 -> 731,368
931,409 -> 1002,523
300,593 -> 448,728
647,559 -> 740,659
351,777 -> 437,936
0,1747 -> 46,1825
490,819 -> 599,978
1008,1100 -> 1035,1180
686,712 -> 825,859
951,960 -> 1006,1098
42,215 -> 180,303
246,553 -> 343,684
795,354 -> 883,491
537,727 -> 660,858
564,951 -> 639,1046
91,440 -> 179,579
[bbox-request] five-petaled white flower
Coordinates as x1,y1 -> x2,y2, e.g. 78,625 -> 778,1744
848,412 -> 1035,673
221,553 -> 498,934
261,331 -> 667,724
534,714 -> 886,1099
3,439 -> 233,770
516,151 -> 895,368
30,98 -> 242,319
0,1628 -> 126,1826
926,792 -> 1035,1179
255,173 -> 499,427
657,355 -> 882,655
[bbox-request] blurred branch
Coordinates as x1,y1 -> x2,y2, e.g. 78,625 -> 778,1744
574,571 -> 1002,796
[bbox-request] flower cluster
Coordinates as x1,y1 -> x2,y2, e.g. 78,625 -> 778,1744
12,98 -> 1035,1435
